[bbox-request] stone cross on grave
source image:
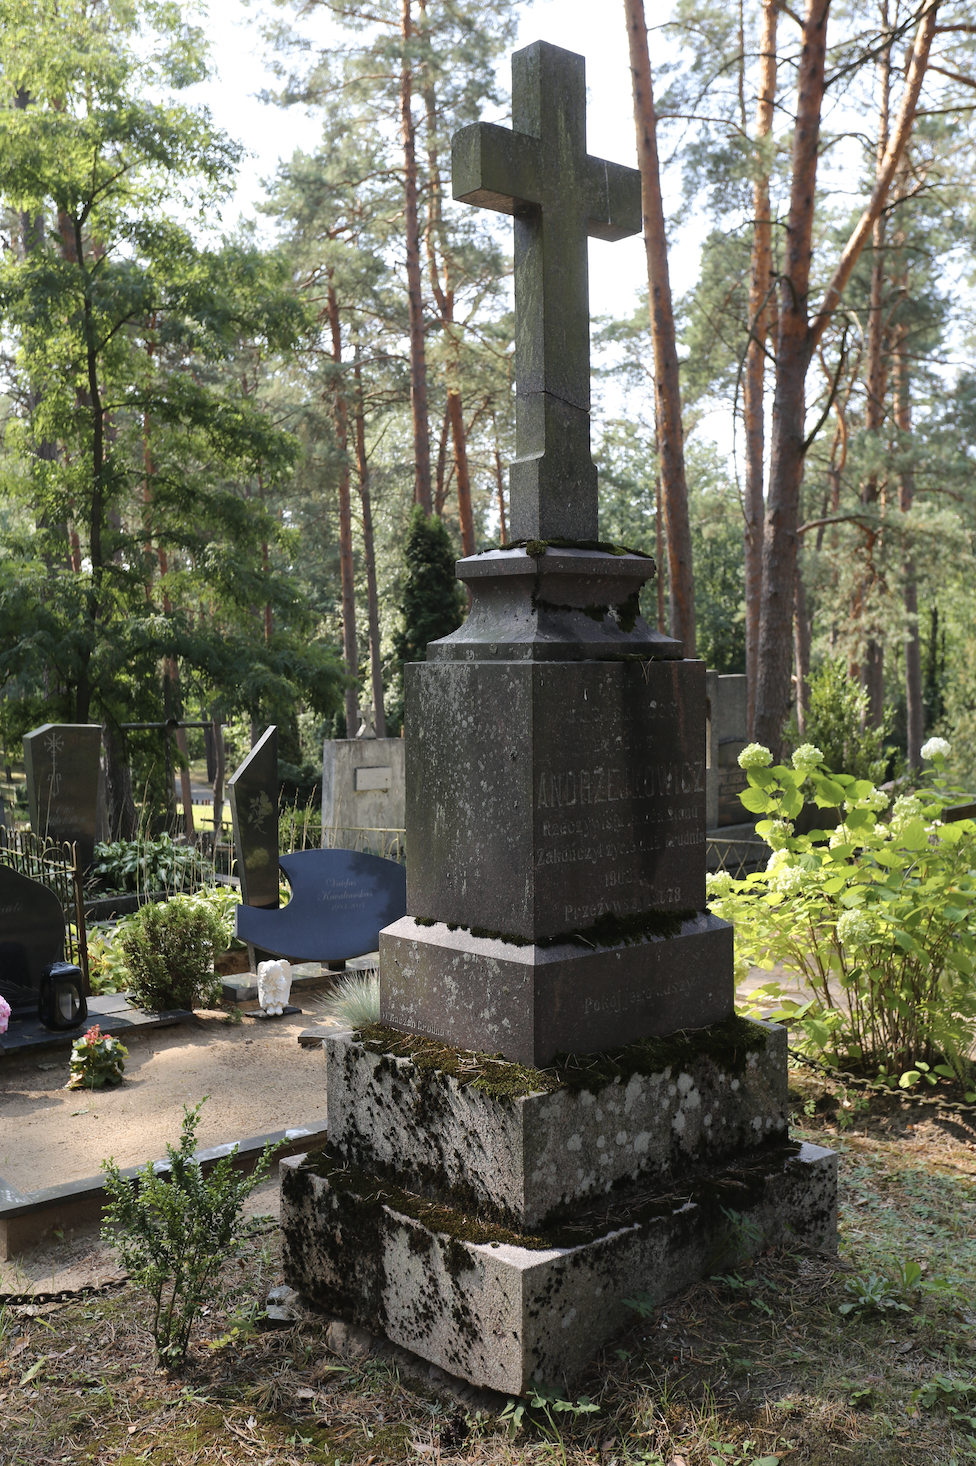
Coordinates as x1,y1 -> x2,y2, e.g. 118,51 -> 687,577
452,42 -> 641,541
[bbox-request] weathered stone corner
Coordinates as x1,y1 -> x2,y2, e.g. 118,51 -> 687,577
281,1140 -> 837,1396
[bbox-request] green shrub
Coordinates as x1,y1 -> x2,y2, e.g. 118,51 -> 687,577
784,658 -> 896,784
102,1099 -> 281,1360
711,740 -> 976,1089
68,1024 -> 128,1089
117,896 -> 226,1011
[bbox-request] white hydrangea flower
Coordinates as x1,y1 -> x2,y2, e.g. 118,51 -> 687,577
706,870 -> 735,897
891,794 -> 922,822
738,742 -> 773,770
792,743 -> 824,772
836,908 -> 874,952
764,819 -> 794,851
770,863 -> 805,896
828,822 -> 862,848
844,787 -> 889,813
766,847 -> 790,874
921,736 -> 951,761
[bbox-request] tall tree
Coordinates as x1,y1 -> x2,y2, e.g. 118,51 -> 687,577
625,0 -> 696,655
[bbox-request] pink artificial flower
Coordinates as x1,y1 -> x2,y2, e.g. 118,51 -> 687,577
0,993 -> 10,1036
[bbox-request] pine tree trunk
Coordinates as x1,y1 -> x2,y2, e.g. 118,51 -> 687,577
755,0 -> 937,755
794,561 -> 811,737
447,389 -> 475,557
102,721 -> 137,841
755,0 -> 829,754
744,0 -> 777,736
353,353 -> 387,738
492,415 -> 508,545
326,277 -> 360,738
860,41 -> 891,728
400,0 -> 431,513
894,326 -> 923,768
625,0 -> 695,655
211,712 -> 226,845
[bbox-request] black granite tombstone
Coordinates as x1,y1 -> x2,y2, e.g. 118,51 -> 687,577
23,723 -> 102,870
0,864 -> 65,1010
235,849 -> 406,963
228,726 -> 279,911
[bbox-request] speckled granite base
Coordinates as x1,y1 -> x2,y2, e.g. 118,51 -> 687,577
281,1139 -> 837,1395
324,1018 -> 789,1230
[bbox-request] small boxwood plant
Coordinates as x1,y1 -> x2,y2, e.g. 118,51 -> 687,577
102,1099 -> 282,1360
117,896 -> 225,1012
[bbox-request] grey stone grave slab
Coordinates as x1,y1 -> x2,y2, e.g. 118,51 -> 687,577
228,726 -> 279,911
235,849 -> 406,964
23,723 -> 102,869
0,864 -> 65,1010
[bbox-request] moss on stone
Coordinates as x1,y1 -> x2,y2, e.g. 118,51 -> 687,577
412,904 -> 698,950
486,536 -> 652,559
297,1137 -> 799,1253
354,1013 -> 769,1103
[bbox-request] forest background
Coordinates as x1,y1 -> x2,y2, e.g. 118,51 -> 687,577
1,0 -> 976,836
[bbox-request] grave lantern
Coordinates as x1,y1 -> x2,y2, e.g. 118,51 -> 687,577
38,961 -> 87,1030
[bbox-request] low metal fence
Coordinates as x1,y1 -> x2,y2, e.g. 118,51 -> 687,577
706,835 -> 770,880
0,825 -> 89,992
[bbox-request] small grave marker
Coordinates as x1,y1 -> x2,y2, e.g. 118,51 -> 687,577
23,724 -> 102,869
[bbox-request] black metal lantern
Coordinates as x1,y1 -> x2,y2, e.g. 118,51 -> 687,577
38,961 -> 88,1031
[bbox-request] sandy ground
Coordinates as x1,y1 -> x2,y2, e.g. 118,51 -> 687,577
0,997 -> 341,1194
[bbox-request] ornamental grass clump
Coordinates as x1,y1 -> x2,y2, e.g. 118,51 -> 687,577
710,739 -> 976,1093
102,1100 -> 282,1361
117,896 -> 225,1012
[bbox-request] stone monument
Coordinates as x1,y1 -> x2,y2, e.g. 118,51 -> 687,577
321,737 -> 405,849
281,40 -> 836,1392
23,723 -> 102,869
228,726 -> 279,911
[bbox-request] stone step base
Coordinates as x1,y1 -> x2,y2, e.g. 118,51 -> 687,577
281,1138 -> 837,1396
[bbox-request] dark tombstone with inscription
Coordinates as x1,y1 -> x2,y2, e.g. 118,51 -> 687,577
282,41 -> 837,1396
228,726 -> 279,912
235,849 -> 406,963
23,724 -> 102,870
0,864 -> 65,1011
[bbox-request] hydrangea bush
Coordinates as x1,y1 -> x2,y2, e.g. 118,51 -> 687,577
709,740 -> 976,1093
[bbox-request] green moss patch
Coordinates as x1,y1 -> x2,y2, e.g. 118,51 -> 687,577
474,536 -> 653,559
297,1138 -> 799,1253
353,1013 -> 768,1103
413,904 -> 698,951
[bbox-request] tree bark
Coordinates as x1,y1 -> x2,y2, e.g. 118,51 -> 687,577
794,560 -> 811,737
211,712 -> 226,845
754,0 -> 829,754
743,0 -> 777,735
325,275 -> 360,738
860,33 -> 892,728
102,721 -> 137,841
893,307 -> 923,770
755,0 -> 938,755
492,414 -> 508,545
400,0 -> 431,513
447,389 -> 475,557
353,352 -> 387,737
625,0 -> 695,655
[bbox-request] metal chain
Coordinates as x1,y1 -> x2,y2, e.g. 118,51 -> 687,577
787,1046 -> 976,1117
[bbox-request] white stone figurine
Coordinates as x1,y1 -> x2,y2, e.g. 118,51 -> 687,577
257,959 -> 292,1016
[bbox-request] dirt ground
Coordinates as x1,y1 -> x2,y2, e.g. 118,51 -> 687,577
0,996 -> 341,1194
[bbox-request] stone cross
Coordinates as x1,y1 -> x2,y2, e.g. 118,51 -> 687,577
452,41 -> 641,543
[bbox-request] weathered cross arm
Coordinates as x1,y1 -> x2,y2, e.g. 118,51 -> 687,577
452,123 -> 541,216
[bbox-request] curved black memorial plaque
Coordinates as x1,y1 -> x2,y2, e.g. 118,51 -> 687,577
235,849 -> 406,963
0,864 -> 66,1009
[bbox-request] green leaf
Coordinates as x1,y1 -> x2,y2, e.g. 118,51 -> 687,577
816,778 -> 846,804
899,1071 -> 921,1089
740,786 -> 774,814
780,788 -> 804,819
